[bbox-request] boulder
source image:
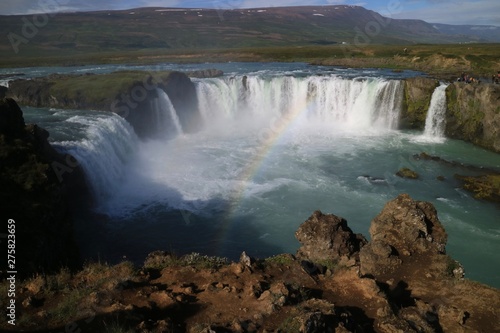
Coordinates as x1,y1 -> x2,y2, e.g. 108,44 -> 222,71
359,194 -> 447,278
295,210 -> 367,262
358,240 -> 402,277
369,194 -> 447,255
396,167 -> 419,179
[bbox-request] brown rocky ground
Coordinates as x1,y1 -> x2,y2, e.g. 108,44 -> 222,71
1,194 -> 499,333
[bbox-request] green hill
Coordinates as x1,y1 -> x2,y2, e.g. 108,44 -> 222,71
0,6 -> 489,57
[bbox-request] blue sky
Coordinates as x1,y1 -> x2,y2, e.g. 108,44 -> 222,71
1,0 -> 499,26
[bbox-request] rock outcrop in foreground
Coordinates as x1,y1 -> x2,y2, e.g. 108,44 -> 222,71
2,194 -> 498,332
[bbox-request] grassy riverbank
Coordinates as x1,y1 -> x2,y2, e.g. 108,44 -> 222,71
2,44 -> 499,79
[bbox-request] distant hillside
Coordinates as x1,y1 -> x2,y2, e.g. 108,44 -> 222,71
1,5 -> 495,59
432,23 -> 500,42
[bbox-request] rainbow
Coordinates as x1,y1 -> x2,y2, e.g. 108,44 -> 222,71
214,96 -> 313,254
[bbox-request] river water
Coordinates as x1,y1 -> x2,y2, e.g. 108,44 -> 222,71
2,63 -> 499,287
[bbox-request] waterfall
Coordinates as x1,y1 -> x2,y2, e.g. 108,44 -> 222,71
151,89 -> 183,136
195,76 -> 403,131
55,113 -> 139,201
53,75 -> 406,204
423,83 -> 449,139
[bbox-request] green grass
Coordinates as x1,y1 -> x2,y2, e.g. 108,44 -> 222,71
47,289 -> 88,322
278,315 -> 302,333
102,317 -> 135,333
49,70 -> 173,103
314,259 -> 339,271
144,252 -> 229,271
264,254 -> 296,266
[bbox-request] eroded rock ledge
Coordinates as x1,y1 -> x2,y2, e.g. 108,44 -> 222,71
2,194 -> 498,332
5,69 -> 221,138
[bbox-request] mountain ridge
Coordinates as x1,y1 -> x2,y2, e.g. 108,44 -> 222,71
1,4 -> 497,59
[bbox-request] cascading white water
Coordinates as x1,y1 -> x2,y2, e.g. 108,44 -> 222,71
423,83 -> 449,138
150,89 -> 184,136
196,76 -> 403,131
55,76 -> 405,204
56,113 -> 138,201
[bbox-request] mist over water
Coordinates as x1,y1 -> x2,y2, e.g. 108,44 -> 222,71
18,65 -> 500,288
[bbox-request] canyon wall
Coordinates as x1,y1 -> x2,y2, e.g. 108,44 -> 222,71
402,77 -> 439,129
445,82 -> 500,152
5,70 -> 214,138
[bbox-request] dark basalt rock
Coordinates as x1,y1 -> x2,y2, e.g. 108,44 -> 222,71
359,194 -> 448,278
0,98 -> 86,277
396,167 -> 419,179
0,98 -> 25,138
187,68 -> 224,78
159,71 -> 202,134
6,71 -> 204,139
295,210 -> 367,263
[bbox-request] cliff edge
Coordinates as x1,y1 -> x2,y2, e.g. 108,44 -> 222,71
5,70 -> 214,138
445,82 -> 500,153
0,98 -> 85,277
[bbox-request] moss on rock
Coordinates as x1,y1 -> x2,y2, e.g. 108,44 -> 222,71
396,167 -> 419,179
401,77 -> 439,130
455,174 -> 500,203
445,83 -> 500,153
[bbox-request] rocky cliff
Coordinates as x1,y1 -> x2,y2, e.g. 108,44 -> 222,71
401,77 -> 439,130
0,98 -> 85,277
402,78 -> 500,153
2,194 -> 498,332
6,70 -> 209,138
445,82 -> 500,152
